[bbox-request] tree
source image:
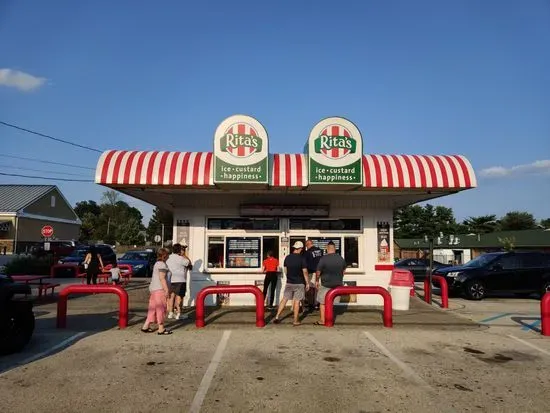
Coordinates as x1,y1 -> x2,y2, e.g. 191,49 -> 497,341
498,211 -> 537,231
147,207 -> 173,243
463,215 -> 498,234
540,218 -> 550,229
116,218 -> 144,245
74,201 -> 102,241
394,204 -> 459,238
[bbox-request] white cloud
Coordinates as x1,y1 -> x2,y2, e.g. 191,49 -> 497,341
479,160 -> 550,178
0,68 -> 46,92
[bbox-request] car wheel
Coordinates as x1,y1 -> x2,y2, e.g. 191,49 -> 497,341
465,280 -> 486,300
0,304 -> 35,355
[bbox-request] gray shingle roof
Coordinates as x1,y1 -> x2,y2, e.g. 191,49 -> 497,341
0,185 -> 56,213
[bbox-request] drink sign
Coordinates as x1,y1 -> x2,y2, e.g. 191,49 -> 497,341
377,222 -> 391,262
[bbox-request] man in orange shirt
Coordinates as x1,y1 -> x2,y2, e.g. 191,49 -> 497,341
262,251 -> 279,309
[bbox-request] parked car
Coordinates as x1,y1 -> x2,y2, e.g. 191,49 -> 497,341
58,244 -> 117,269
433,251 -> 550,300
394,258 -> 451,281
117,250 -> 156,277
31,240 -> 82,260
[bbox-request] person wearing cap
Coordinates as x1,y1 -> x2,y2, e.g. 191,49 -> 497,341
273,241 -> 310,326
304,239 -> 323,310
314,241 -> 346,325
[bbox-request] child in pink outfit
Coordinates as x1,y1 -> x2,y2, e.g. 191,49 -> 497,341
141,248 -> 172,335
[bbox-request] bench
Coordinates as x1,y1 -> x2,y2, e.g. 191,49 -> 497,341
29,282 -> 61,298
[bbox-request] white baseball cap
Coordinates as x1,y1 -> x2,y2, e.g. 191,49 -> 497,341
292,241 -> 304,249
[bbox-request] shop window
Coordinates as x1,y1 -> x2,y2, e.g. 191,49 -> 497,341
289,219 -> 361,231
308,237 -> 342,255
207,236 -> 224,269
208,218 -> 279,230
344,237 -> 359,268
262,236 -> 279,262
226,237 -> 261,268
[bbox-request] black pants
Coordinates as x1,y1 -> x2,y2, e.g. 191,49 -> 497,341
263,272 -> 278,307
86,269 -> 98,285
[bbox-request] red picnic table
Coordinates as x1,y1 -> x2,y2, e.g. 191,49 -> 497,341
11,275 -> 60,298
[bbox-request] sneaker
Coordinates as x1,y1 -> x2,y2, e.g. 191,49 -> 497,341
167,312 -> 174,319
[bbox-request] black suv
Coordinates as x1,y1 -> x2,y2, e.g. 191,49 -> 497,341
434,251 -> 550,300
58,244 -> 117,268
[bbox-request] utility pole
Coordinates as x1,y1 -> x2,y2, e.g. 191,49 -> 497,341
161,223 -> 165,246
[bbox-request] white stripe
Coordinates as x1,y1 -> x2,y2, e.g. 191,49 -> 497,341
364,155 -> 376,187
279,154 -> 286,187
394,155 -> 410,187
197,152 -> 208,186
508,335 -> 550,356
139,152 -> 154,185
95,151 -> 111,183
446,156 -> 465,187
174,152 -> 185,185
188,330 -> 232,413
386,155 -> 400,188
374,155 -> 388,187
364,332 -> 432,391
409,155 -> 423,188
163,152 -> 176,184
289,154 -> 298,186
426,155 -> 442,187
438,156 -> 455,187
151,152 -> 165,185
0,332 -> 86,377
128,151 -> 143,185
207,153 -> 214,185
458,155 -> 477,187
416,156 -> 432,187
116,151 -> 133,184
300,155 -> 307,186
185,153 -> 198,185
106,151 -> 123,184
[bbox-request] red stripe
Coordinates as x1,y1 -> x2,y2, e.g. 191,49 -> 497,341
343,128 -> 350,138
412,155 -> 427,188
390,155 -> 405,188
100,151 -> 117,183
322,128 -> 327,135
362,156 -> 371,187
331,125 -> 339,136
402,155 -> 416,188
381,155 -> 394,187
249,128 -> 257,136
375,264 -> 394,271
443,155 -> 460,188
133,152 -> 148,184
454,156 -> 472,187
237,124 -> 246,135
111,151 -> 126,184
434,156 -> 449,188
157,152 -> 170,185
371,156 -> 383,187
273,154 -> 280,186
145,152 -> 159,185
331,148 -> 338,158
295,155 -> 303,186
204,152 -> 213,185
180,152 -> 191,185
238,146 -> 245,157
285,154 -> 291,187
122,151 -> 138,184
191,153 -> 201,185
424,156 -> 439,188
168,152 -> 181,185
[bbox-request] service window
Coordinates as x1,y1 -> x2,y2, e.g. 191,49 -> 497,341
226,237 -> 261,268
309,237 -> 342,255
344,237 -> 359,268
207,236 -> 224,268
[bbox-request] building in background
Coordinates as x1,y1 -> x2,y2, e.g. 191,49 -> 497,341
95,115 -> 477,306
0,185 -> 81,254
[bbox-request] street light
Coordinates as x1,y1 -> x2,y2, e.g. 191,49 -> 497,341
424,232 -> 459,304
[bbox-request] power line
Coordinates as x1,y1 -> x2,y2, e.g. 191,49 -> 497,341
0,154 -> 95,170
0,164 -> 92,177
0,172 -> 94,182
0,120 -> 103,153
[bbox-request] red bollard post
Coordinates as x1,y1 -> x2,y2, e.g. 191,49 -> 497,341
324,286 -> 393,328
423,278 -> 430,302
424,276 -> 449,309
56,284 -> 129,329
542,293 -> 550,337
195,285 -> 265,328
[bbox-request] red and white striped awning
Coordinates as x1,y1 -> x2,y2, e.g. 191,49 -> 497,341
95,150 -> 214,186
271,154 -> 308,187
362,155 -> 476,189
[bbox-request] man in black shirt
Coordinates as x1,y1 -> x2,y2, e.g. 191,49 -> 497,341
274,241 -> 310,326
304,239 -> 323,310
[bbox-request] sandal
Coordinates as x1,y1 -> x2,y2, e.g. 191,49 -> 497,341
313,321 -> 324,326
292,322 -> 302,327
141,327 -> 155,333
157,329 -> 173,335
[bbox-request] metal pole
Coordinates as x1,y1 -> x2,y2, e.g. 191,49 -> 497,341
13,216 -> 19,254
161,224 -> 165,246
427,238 -> 434,304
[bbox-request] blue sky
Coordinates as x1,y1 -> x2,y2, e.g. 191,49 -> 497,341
1,0 -> 549,224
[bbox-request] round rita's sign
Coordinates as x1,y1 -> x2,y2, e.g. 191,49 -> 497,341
41,225 -> 54,238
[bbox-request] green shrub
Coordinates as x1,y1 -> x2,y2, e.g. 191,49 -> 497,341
5,256 -> 52,276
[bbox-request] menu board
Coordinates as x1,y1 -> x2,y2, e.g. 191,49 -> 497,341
309,237 -> 341,255
226,237 -> 261,268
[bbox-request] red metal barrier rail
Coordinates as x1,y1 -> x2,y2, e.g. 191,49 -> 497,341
423,275 -> 449,309
56,285 -> 129,329
542,293 -> 550,337
324,286 -> 393,328
195,285 -> 265,328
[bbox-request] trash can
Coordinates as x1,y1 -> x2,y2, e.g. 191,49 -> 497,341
389,269 -> 414,311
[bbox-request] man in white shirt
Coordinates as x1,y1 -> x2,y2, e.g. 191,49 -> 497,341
166,243 -> 191,320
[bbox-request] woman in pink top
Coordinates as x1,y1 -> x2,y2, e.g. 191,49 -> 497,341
141,248 -> 173,335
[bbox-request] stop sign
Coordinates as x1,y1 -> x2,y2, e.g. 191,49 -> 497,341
41,225 -> 54,238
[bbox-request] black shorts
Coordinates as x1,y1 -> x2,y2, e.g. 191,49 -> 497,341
169,282 -> 186,297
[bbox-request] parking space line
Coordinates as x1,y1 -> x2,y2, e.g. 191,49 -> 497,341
478,313 -> 513,323
0,332 -> 86,377
521,319 -> 541,332
189,330 -> 232,413
508,335 -> 550,356
364,332 -> 432,392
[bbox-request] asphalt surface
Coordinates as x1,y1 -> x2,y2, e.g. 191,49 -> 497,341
0,280 -> 549,412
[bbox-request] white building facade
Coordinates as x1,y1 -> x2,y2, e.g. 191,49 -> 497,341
95,115 -> 477,306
